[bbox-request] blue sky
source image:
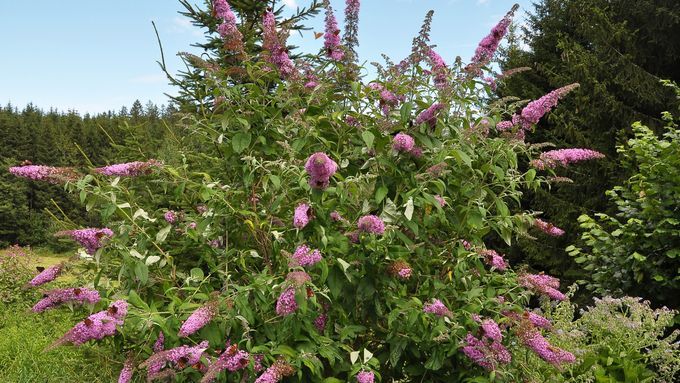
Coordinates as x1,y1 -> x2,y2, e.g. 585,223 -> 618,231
0,0 -> 530,114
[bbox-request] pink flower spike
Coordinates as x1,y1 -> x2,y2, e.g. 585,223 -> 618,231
276,287 -> 298,316
214,0 -> 244,53
519,273 -> 567,301
357,215 -> 385,235
28,263 -> 63,287
423,299 -> 451,317
55,228 -> 114,255
31,287 -> 100,313
304,152 -> 338,189
94,160 -> 161,177
9,165 -> 79,184
323,1 -> 344,60
49,300 -> 128,349
531,148 -> 605,170
392,133 -> 415,152
356,371 -> 374,383
118,356 -> 134,383
290,245 -> 322,267
468,4 -> 518,73
178,302 -> 217,337
534,218 -> 565,237
293,203 -> 313,229
415,102 -> 445,127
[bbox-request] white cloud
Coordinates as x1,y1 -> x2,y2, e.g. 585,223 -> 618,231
169,17 -> 202,37
477,0 -> 490,4
282,0 -> 298,8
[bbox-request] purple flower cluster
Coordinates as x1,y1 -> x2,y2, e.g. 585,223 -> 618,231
56,228 -> 114,255
520,330 -> 575,366
323,2 -> 344,60
164,210 -> 177,224
178,302 -> 217,337
293,203 -> 312,229
32,287 -> 100,313
330,211 -> 348,223
276,287 -> 298,316
462,333 -> 511,370
480,249 -> 509,271
534,218 -> 565,237
254,360 -> 295,383
397,267 -> 412,279
94,160 -> 161,177
423,299 -> 451,317
415,102 -> 445,128
357,215 -> 385,235
392,133 -> 415,153
496,121 -> 514,131
28,263 -> 63,286
52,300 -> 128,348
427,48 -> 448,88
290,245 -> 322,267
118,356 -> 134,383
314,312 -> 328,332
531,148 -> 605,170
509,83 -> 580,132
356,371 -> 375,383
9,165 -> 79,184
141,340 -> 209,377
201,344 -> 250,383
526,311 -> 552,329
468,4 -> 518,72
304,152 -> 338,189
214,0 -> 244,53
262,11 -> 295,77
519,273 -> 566,301
480,319 -> 503,342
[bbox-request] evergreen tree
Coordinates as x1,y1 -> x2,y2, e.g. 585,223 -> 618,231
498,0 -> 680,289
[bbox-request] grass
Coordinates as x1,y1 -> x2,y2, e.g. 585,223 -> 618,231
0,247 -> 120,382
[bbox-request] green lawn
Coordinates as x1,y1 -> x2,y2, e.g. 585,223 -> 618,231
0,247 -> 120,382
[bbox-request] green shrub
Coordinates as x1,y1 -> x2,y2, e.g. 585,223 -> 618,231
568,84 -> 680,306
0,246 -> 38,304
513,290 -> 679,382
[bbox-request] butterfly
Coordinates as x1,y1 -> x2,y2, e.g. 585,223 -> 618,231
83,318 -> 94,327
107,305 -> 118,316
36,266 -> 45,272
314,32 -> 323,39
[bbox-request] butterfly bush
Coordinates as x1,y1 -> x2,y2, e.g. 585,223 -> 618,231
12,2 -> 618,381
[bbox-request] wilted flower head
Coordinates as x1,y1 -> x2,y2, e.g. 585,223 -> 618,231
388,260 -> 412,280
519,273 -> 566,301
357,215 -> 385,235
289,244 -> 322,267
28,263 -> 63,287
94,160 -> 161,177
286,271 -> 311,286
55,228 -> 114,255
32,287 -> 100,313
314,312 -> 328,332
178,302 -> 217,337
330,211 -> 348,223
9,165 -> 79,183
356,371 -> 374,383
343,0 -> 361,60
293,203 -> 313,229
423,299 -> 451,317
304,152 -> 338,189
434,195 -> 446,207
392,133 -> 415,152
533,218 -> 565,237
50,300 -> 128,349
530,148 -> 605,170
276,287 -> 298,316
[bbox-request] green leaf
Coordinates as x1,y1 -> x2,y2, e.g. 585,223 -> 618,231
134,262 -> 148,284
156,225 -> 171,243
127,290 -> 149,309
232,132 -> 252,153
452,149 -> 472,167
145,255 -> 161,266
404,197 -> 414,221
190,268 -> 205,280
375,185 -> 388,204
361,131 -> 375,149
